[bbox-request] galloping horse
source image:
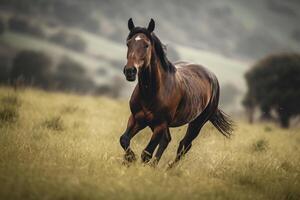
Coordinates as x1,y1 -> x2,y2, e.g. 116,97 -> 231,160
120,18 -> 233,166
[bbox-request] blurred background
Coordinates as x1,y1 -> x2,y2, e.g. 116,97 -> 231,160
0,0 -> 299,127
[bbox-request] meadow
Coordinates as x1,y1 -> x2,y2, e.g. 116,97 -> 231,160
0,86 -> 299,200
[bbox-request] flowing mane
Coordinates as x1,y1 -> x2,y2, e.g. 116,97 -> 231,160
127,27 -> 176,73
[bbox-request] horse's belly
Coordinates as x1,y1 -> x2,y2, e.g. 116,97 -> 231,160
169,98 -> 206,127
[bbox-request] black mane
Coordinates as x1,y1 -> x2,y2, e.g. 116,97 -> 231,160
127,27 -> 176,73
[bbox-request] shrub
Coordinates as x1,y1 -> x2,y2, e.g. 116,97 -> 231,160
42,116 -> 64,131
252,139 -> 269,152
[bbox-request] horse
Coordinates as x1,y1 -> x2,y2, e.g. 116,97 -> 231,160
120,18 -> 233,167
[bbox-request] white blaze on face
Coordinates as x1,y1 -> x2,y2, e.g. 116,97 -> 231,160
135,35 -> 142,41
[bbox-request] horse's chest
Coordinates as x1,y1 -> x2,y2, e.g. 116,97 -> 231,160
139,103 -> 169,124
142,108 -> 155,122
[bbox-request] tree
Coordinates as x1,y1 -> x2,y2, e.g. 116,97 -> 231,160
243,53 -> 300,128
11,50 -> 52,89
53,57 -> 95,93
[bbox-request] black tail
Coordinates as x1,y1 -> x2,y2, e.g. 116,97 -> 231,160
210,109 -> 234,137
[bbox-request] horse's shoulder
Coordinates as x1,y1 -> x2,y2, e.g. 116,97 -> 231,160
129,85 -> 142,113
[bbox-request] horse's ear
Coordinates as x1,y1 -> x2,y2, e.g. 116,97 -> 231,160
128,18 -> 135,31
147,18 -> 155,32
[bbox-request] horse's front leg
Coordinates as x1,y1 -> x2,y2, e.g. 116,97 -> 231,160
120,114 -> 146,163
141,123 -> 168,164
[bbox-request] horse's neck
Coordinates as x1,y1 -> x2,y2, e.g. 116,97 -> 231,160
138,55 -> 165,100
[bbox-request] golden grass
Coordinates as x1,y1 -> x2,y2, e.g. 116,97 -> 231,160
0,86 -> 299,200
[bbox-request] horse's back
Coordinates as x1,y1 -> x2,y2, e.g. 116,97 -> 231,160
170,61 -> 218,126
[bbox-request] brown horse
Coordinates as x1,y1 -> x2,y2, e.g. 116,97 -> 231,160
120,18 -> 233,167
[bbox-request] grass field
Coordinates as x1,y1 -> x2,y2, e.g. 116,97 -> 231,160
0,86 -> 299,200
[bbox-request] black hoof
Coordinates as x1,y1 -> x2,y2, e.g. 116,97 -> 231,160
141,150 -> 152,163
123,148 -> 136,163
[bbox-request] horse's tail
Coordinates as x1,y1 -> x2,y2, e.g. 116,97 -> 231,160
210,109 -> 234,137
208,73 -> 234,137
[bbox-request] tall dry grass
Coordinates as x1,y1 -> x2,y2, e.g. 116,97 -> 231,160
0,86 -> 299,200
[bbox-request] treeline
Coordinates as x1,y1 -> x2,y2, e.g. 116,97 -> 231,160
0,50 -> 123,97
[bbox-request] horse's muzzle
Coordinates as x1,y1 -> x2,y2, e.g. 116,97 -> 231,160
123,66 -> 137,82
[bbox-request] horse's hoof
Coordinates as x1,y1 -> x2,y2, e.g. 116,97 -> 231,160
141,150 -> 152,163
124,148 -> 136,163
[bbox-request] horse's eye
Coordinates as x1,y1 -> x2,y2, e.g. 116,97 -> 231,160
145,44 -> 149,48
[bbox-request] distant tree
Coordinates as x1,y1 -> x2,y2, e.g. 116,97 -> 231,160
49,31 -> 86,52
243,53 -> 300,128
11,50 -> 52,89
53,57 -> 95,93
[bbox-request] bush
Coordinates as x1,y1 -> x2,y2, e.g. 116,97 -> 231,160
42,116 -> 64,131
252,139 -> 269,152
244,53 -> 300,128
49,31 -> 86,52
11,50 -> 52,89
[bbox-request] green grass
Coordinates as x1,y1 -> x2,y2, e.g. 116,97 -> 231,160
0,86 -> 299,200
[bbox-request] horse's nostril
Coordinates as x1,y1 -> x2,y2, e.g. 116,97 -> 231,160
132,67 -> 137,73
125,67 -> 137,75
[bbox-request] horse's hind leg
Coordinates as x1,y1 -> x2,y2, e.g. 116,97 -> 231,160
174,120 -> 205,163
169,113 -> 211,168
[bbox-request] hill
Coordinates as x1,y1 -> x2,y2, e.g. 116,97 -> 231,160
1,30 -> 248,102
1,0 -> 299,61
0,86 -> 299,200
